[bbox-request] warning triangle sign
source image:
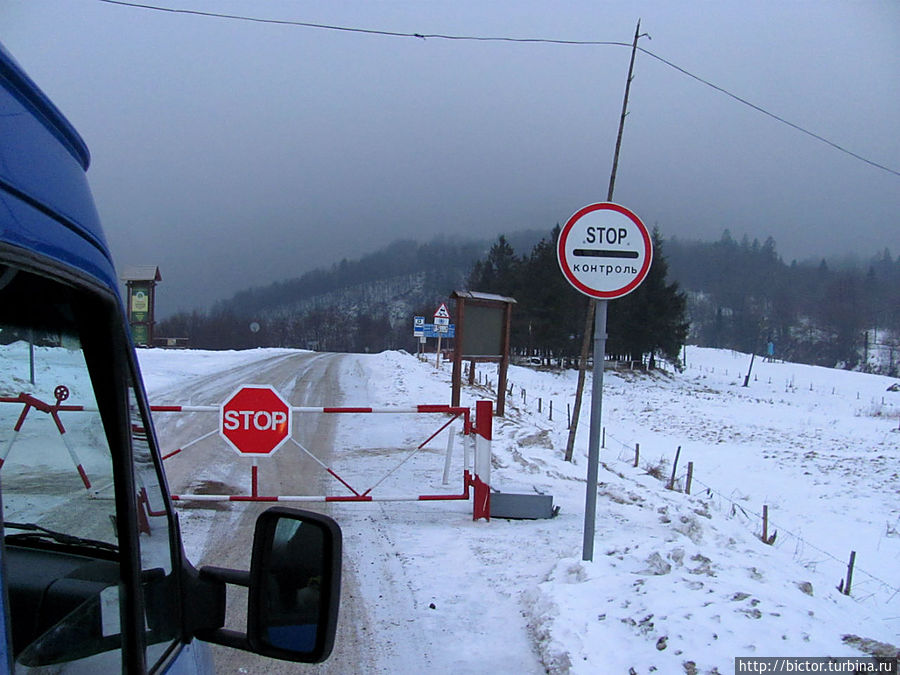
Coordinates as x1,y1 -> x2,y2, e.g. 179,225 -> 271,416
434,303 -> 451,319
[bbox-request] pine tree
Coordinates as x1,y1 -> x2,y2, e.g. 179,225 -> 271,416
606,229 -> 688,368
516,226 -> 584,363
467,235 -> 519,297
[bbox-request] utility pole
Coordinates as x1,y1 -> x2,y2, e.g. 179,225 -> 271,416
565,20 -> 646,466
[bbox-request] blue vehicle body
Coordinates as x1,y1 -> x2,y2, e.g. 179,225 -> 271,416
0,43 -> 340,673
0,44 -> 116,294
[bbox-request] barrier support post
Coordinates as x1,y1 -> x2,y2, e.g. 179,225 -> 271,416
441,421 -> 456,486
473,400 -> 492,521
0,392 -> 91,489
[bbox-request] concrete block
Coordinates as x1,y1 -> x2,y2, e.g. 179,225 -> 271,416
490,491 -> 554,520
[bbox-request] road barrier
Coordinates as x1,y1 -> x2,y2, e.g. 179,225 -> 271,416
0,385 -> 495,520
0,387 -> 92,489
155,397 -> 494,520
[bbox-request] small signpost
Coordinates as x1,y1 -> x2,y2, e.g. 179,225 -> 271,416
434,303 -> 451,367
412,312 -> 456,360
558,202 -> 652,561
413,316 -> 426,358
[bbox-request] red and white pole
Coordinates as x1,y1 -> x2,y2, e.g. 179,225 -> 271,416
0,401 -> 31,468
0,392 -> 91,489
472,400 -> 492,521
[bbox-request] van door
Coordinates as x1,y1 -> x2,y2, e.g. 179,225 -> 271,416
0,257 -> 189,672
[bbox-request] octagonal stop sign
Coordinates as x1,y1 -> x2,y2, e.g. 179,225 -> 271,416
219,385 -> 292,456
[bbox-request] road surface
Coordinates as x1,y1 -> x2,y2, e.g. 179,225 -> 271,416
152,352 -> 416,673
151,350 -> 545,674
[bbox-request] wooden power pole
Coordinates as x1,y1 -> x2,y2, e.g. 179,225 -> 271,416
565,20 -> 645,463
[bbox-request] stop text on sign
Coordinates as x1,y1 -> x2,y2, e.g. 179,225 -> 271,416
584,226 -> 628,245
222,409 -> 288,431
219,384 -> 292,456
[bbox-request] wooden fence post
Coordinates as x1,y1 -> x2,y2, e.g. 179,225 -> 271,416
667,446 -> 681,490
633,442 -> 640,468
685,462 -> 693,495
760,505 -> 776,544
842,551 -> 856,596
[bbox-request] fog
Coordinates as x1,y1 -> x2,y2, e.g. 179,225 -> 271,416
4,1 -> 898,315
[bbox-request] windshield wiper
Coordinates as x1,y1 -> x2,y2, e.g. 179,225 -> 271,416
3,521 -> 118,554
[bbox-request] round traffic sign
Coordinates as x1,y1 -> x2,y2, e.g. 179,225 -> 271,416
557,202 -> 652,299
219,385 -> 292,456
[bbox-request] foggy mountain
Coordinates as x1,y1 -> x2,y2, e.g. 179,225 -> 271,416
219,231 -> 545,317
157,232 -> 546,351
157,228 -> 899,375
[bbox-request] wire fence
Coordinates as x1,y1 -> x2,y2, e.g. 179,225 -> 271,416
602,429 -> 900,607
460,359 -> 900,607
685,362 -> 900,422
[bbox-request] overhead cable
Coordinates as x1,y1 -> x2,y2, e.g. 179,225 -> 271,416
96,0 -> 900,178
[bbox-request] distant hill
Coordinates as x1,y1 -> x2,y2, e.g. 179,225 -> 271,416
158,231 -> 548,351
217,231 -> 546,320
158,229 -> 899,375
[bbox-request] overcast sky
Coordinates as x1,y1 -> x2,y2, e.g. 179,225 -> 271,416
4,1 -> 898,315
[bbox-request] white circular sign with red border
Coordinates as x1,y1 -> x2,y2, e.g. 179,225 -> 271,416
557,202 -> 653,299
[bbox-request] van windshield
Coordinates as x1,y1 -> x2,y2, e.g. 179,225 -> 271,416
0,264 -> 181,669
0,267 -> 117,552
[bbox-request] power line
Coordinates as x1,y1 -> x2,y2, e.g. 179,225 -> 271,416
637,49 -> 900,178
96,0 -> 630,45
96,0 -> 900,178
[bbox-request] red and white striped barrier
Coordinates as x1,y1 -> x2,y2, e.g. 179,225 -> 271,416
0,386 -> 495,520
155,398 -> 492,520
150,404 -> 465,414
0,387 -> 91,489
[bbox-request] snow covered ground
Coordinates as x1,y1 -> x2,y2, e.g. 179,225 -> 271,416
136,346 -> 900,673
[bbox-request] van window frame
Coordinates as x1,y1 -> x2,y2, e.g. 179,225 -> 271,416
0,243 -> 187,672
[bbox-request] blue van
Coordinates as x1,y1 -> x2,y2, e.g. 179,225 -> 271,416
0,44 -> 341,672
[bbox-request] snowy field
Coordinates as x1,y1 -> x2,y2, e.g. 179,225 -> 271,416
136,346 -> 900,673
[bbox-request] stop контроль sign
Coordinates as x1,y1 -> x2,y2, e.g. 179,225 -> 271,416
219,385 -> 292,455
557,202 -> 652,299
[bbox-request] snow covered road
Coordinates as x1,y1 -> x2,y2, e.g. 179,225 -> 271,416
138,347 -> 900,674
145,349 -> 545,673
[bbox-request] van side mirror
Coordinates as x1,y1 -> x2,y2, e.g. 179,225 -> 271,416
195,507 -> 341,663
247,508 -> 341,663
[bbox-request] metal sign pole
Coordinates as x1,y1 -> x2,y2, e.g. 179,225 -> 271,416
28,329 -> 35,386
582,299 -> 608,561
558,201 -> 650,561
